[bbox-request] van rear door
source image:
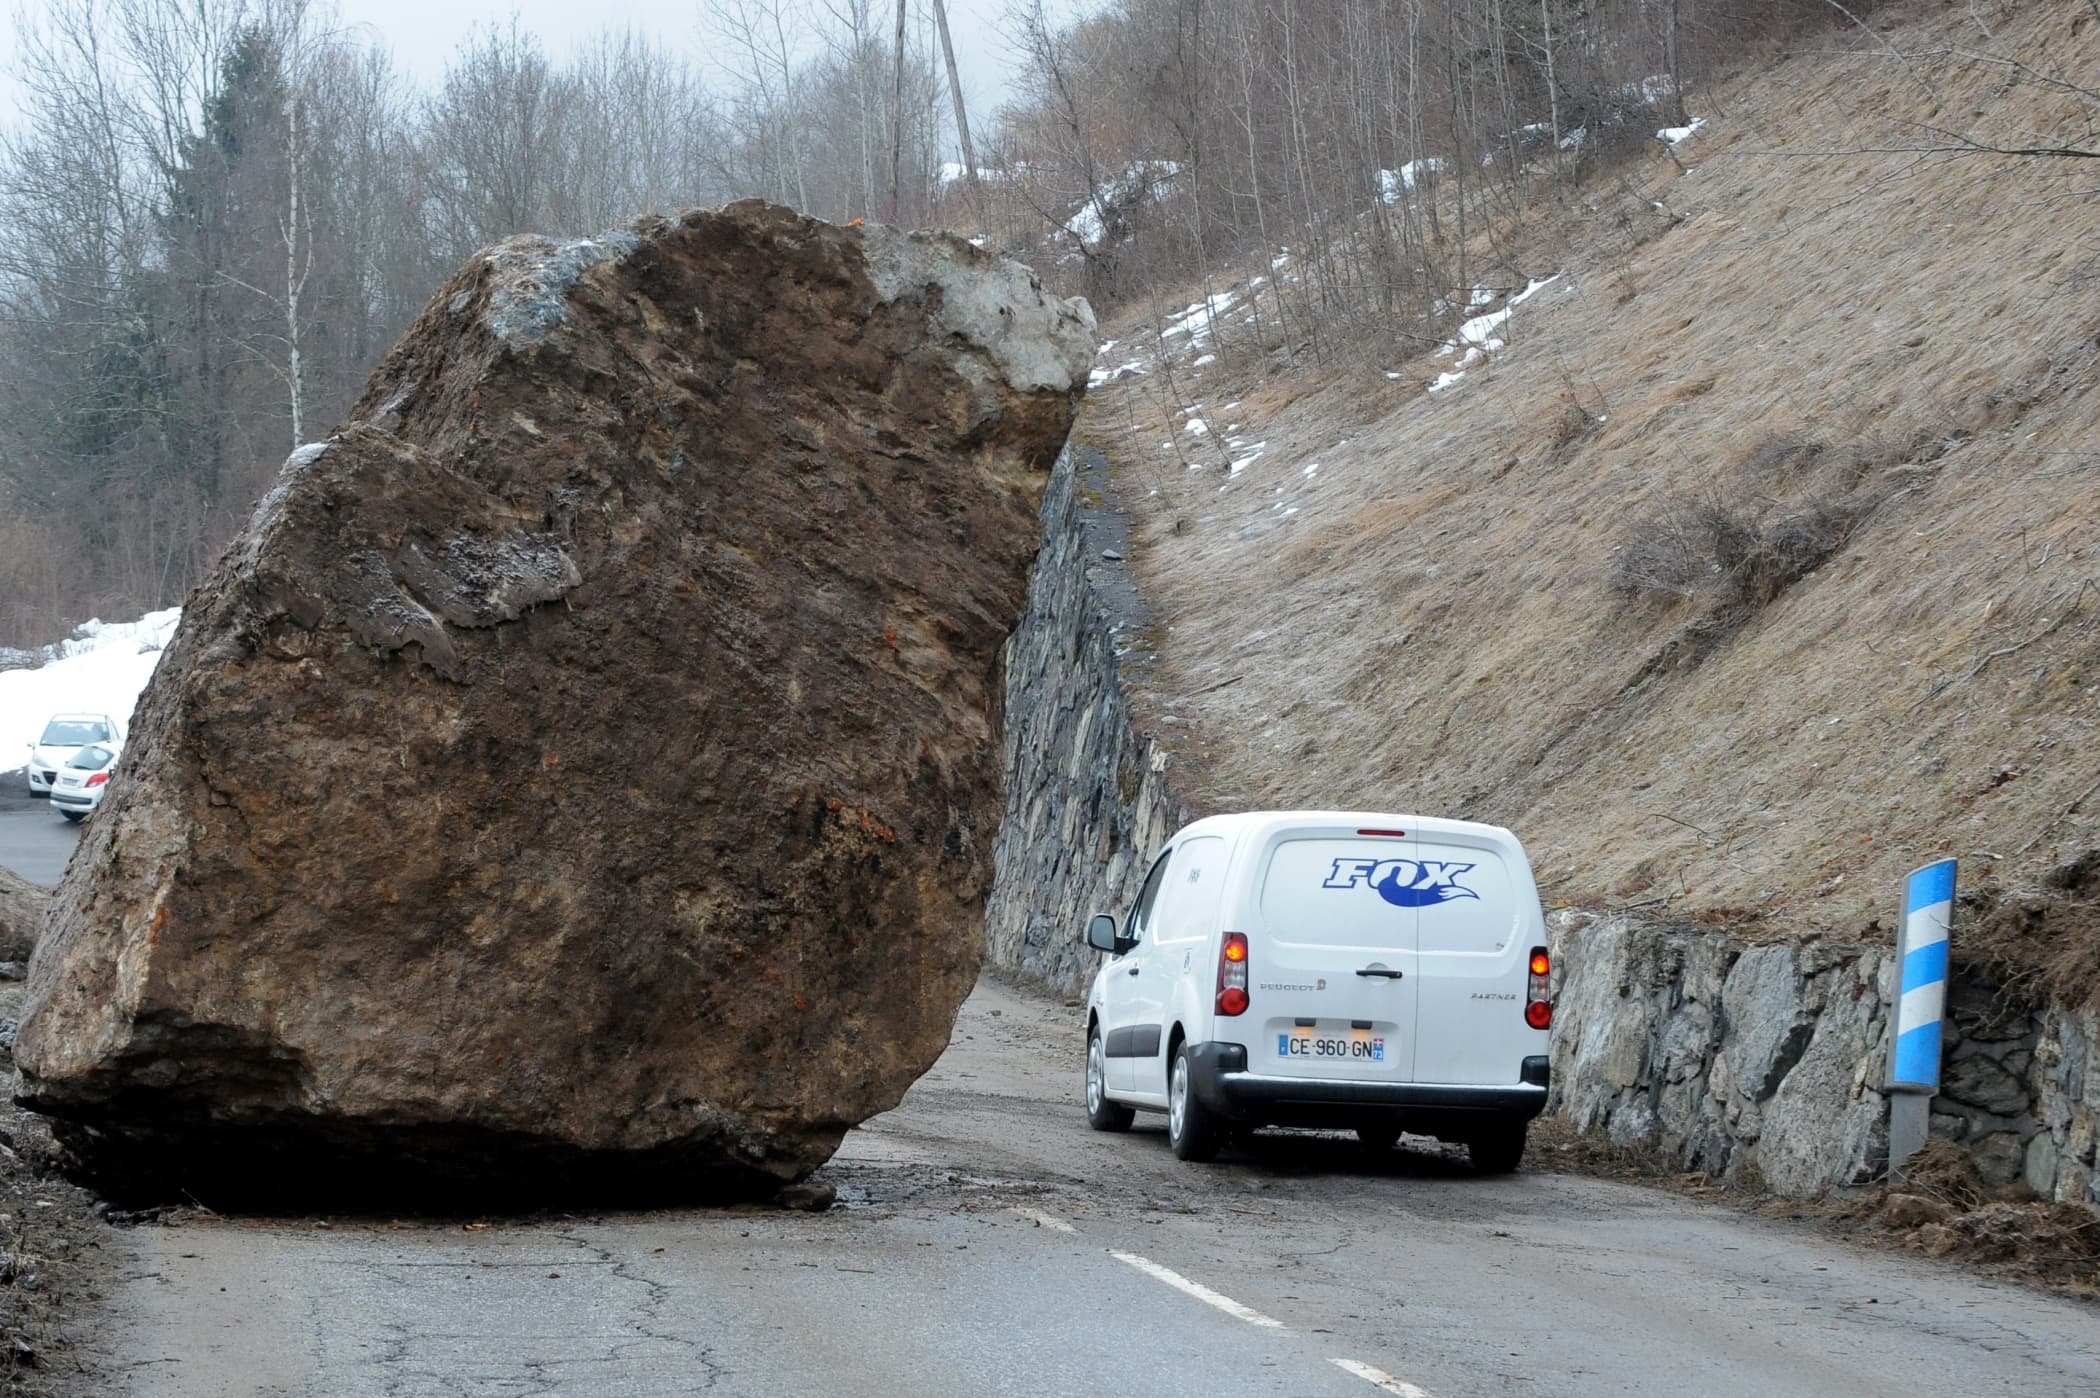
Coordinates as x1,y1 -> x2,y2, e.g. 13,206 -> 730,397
1248,829 -> 1419,1083
1409,826 -> 1540,1085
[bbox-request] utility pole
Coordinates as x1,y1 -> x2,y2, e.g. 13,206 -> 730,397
929,0 -> 982,216
889,0 -> 908,222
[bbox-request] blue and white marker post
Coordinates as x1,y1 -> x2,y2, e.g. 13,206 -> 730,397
1888,858 -> 1956,1176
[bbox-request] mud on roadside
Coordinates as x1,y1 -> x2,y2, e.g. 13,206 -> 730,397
0,979 -> 116,1397
1529,1118 -> 2100,1299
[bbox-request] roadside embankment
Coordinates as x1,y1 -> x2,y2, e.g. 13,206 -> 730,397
988,447 -> 2100,1208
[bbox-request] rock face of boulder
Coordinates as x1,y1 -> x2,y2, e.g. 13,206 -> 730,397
14,201 -> 1094,1205
0,865 -> 45,963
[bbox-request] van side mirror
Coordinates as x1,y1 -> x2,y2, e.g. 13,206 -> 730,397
1085,914 -> 1121,954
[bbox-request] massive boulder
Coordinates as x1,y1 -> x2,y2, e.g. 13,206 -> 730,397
14,201 -> 1094,1205
0,865 -> 45,964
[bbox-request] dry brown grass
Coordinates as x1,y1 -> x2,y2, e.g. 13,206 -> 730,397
1084,0 -> 2100,946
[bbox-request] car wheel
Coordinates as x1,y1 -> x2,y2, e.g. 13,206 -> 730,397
1167,1042 -> 1224,1163
1355,1122 -> 1402,1152
1467,1121 -> 1527,1175
59,809 -> 83,823
1085,1028 -> 1134,1132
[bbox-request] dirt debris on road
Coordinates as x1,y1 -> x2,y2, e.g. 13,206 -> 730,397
0,973 -> 112,1398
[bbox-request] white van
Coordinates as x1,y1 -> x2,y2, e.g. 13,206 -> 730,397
1081,811 -> 1553,1171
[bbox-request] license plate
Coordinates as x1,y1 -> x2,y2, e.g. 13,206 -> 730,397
1278,1028 -> 1384,1061
59,778 -> 78,788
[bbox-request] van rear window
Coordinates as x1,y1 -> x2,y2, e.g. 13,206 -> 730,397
1258,838 -> 1428,949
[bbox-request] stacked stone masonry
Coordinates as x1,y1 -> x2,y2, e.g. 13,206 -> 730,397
1550,912 -> 2099,1204
985,445 -> 1192,996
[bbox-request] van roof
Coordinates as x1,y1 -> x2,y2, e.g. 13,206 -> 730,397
1168,810 -> 1521,845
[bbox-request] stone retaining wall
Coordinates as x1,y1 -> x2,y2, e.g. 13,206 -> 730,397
1551,912 -> 2099,1203
985,445 -> 1192,995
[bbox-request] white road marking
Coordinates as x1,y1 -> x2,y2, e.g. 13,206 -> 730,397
1332,1357 -> 1433,1397
1108,1250 -> 1285,1329
1010,1207 -> 1076,1234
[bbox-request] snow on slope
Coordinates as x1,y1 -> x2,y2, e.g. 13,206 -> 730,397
0,609 -> 180,773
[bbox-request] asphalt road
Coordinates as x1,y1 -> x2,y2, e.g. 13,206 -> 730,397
73,983 -> 2100,1398
0,774 -> 81,886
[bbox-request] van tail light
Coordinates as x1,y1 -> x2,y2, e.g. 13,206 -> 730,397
85,772 -> 109,788
1525,945 -> 1552,1030
1216,932 -> 1250,1016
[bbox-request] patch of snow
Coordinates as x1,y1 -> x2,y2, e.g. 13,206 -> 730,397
1427,369 -> 1469,394
1377,159 -> 1444,203
1559,127 -> 1587,151
1509,275 -> 1560,308
1185,419 -> 1210,437
1303,463 -> 1320,477
1657,117 -> 1707,146
1192,354 -> 1217,367
285,442 -> 330,470
1385,372 -> 1401,380
1228,445 -> 1267,476
1066,200 -> 1106,246
1632,74 -> 1678,106
1163,290 -> 1241,341
1438,274 -> 1562,367
1087,359 -> 1149,389
2,608 -> 181,770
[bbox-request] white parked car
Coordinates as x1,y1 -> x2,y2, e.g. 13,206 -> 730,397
1082,811 -> 1553,1172
48,743 -> 118,822
24,713 -> 124,798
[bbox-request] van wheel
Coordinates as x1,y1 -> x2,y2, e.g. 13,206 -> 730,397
1167,1043 -> 1224,1162
59,810 -> 83,823
1085,1028 -> 1134,1132
1468,1122 -> 1527,1175
1355,1122 -> 1402,1152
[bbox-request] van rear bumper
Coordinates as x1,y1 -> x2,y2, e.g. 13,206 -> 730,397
1185,1042 -> 1549,1122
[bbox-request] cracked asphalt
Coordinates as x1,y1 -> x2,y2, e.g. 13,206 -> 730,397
82,980 -> 2100,1397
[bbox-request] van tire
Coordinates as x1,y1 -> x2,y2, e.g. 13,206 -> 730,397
1167,1042 -> 1224,1162
59,809 -> 83,823
1467,1122 -> 1527,1175
1085,1027 -> 1134,1132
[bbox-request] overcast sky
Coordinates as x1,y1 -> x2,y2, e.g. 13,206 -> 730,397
0,0 -> 1082,133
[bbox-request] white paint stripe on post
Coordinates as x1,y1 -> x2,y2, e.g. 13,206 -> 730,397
1332,1358 -> 1434,1397
1896,981 -> 1946,1032
1108,1250 -> 1286,1329
1904,904 -> 1950,949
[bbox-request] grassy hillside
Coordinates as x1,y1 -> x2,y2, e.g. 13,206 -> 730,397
1081,0 -> 2100,994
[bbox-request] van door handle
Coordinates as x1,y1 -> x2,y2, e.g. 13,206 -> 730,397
1125,965 -> 1141,976
1355,967 -> 1404,979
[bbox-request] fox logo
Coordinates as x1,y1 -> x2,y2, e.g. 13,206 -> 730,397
1324,857 -> 1479,908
